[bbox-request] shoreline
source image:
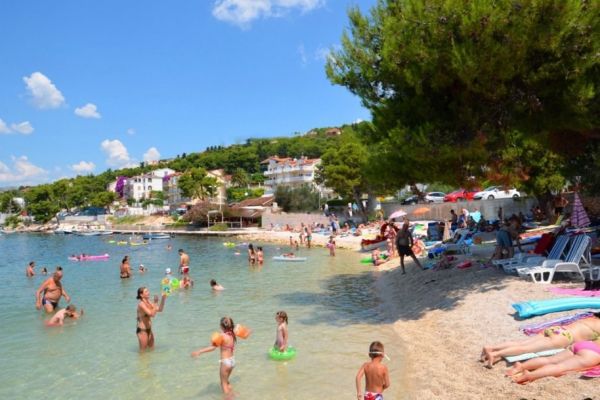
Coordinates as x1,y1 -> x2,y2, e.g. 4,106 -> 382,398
373,246 -> 598,400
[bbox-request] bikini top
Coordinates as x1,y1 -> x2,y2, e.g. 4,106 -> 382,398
221,331 -> 235,351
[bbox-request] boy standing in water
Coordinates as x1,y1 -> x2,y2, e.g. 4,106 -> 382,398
356,341 -> 390,400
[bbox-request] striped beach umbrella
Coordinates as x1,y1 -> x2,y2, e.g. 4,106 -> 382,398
570,192 -> 590,228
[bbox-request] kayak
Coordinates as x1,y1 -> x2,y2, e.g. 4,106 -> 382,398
68,254 -> 110,261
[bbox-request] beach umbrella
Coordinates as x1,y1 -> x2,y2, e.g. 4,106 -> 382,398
389,209 -> 407,219
412,207 -> 430,216
571,192 -> 590,228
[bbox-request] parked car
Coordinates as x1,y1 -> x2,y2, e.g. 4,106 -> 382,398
425,192 -> 445,203
473,186 -> 520,200
401,195 -> 419,205
443,188 -> 481,202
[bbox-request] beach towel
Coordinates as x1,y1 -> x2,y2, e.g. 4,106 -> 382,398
504,349 -> 563,363
549,287 -> 600,297
519,312 -> 595,335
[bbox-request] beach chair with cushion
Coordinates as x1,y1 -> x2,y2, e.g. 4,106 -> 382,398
520,235 -> 591,284
497,235 -> 570,275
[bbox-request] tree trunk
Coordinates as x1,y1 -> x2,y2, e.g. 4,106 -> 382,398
353,188 -> 367,223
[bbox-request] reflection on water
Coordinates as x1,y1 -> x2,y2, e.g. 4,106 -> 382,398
0,234 -> 403,399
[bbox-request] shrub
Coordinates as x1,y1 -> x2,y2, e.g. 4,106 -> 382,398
208,223 -> 228,231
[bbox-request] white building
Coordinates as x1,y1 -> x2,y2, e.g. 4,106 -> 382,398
164,169 -> 227,208
125,173 -> 165,201
261,156 -> 332,196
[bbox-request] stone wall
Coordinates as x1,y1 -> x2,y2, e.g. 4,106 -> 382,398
261,208 -> 329,228
381,197 -> 538,222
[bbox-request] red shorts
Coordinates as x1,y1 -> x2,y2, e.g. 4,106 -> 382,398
181,266 -> 189,274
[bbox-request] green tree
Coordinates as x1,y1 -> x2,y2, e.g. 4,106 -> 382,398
0,190 -> 21,214
177,167 -> 219,201
326,0 -> 599,195
24,185 -> 60,223
274,185 -> 320,212
231,168 -> 250,188
90,191 -> 117,209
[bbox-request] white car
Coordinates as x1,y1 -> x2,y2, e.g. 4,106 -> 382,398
425,192 -> 446,203
473,186 -> 520,200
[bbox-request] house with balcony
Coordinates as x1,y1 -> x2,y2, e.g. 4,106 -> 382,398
261,156 -> 332,197
124,173 -> 165,201
164,169 -> 228,209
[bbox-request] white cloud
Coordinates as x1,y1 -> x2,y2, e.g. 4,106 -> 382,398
10,121 -> 34,135
0,156 -> 48,184
74,103 -> 101,119
23,72 -> 65,109
0,119 -> 10,134
143,147 -> 161,162
126,128 -> 136,135
71,161 -> 96,173
0,118 -> 34,135
353,118 -> 364,124
101,139 -> 136,168
212,0 -> 323,27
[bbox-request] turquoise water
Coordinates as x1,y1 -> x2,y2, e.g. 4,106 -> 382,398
0,233 -> 403,399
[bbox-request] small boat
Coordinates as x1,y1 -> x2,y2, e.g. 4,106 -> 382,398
68,253 -> 110,261
272,255 -> 307,262
142,233 -> 171,240
54,228 -> 73,234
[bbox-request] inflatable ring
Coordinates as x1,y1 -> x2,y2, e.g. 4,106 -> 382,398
268,346 -> 296,361
170,278 -> 180,289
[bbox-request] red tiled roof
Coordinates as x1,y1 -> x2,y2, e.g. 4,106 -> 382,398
232,195 -> 275,208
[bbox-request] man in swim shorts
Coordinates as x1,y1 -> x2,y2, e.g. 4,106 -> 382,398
35,268 -> 70,313
179,249 -> 190,275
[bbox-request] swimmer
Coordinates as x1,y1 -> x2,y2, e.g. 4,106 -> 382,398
356,341 -> 390,400
180,275 -> 194,289
327,236 -> 336,257
136,287 -> 166,352
138,264 -> 147,273
210,279 -> 225,291
256,246 -> 264,264
166,244 -> 172,251
41,267 -> 48,275
191,317 -> 238,396
45,305 -> 84,327
247,244 -> 256,264
282,252 -> 296,258
35,267 -> 70,313
25,261 -> 35,277
179,249 -> 190,275
274,311 -> 289,352
120,255 -> 132,279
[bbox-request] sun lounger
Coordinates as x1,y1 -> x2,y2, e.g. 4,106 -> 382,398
519,235 -> 591,284
496,235 -> 569,274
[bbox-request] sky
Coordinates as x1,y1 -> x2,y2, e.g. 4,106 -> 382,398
0,0 -> 376,187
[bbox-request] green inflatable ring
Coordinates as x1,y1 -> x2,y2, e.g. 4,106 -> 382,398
268,346 -> 297,361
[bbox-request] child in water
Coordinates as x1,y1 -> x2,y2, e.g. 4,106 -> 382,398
356,341 -> 390,400
210,279 -> 225,291
45,304 -> 83,327
191,317 -> 238,396
180,275 -> 194,289
327,236 -> 336,257
274,311 -> 289,352
256,246 -> 264,264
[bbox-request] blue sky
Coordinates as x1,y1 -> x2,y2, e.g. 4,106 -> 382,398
0,0 -> 375,187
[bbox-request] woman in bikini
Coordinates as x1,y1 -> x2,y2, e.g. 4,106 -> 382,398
507,338 -> 600,383
136,287 -> 166,352
191,316 -> 238,396
482,313 -> 600,367
247,244 -> 256,264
